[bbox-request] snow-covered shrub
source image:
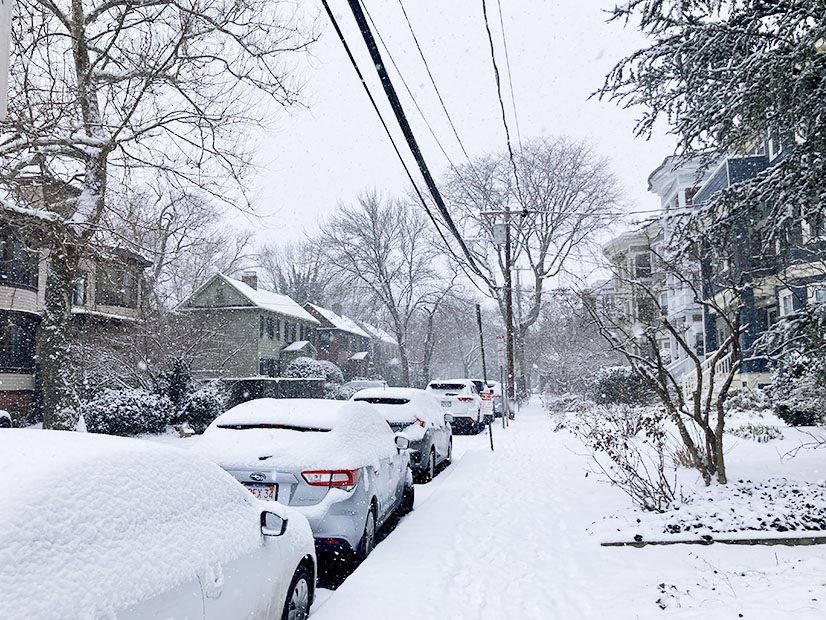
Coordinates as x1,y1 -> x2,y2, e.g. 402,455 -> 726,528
161,358 -> 192,417
314,359 -> 344,384
181,382 -> 226,434
570,404 -> 677,512
0,410 -> 10,428
283,357 -> 344,399
728,423 -> 783,443
769,352 -> 826,426
283,357 -> 326,379
337,383 -> 360,401
726,387 -> 771,414
84,388 -> 173,436
588,366 -> 656,405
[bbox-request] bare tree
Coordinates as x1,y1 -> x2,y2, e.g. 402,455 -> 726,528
257,239 -> 343,306
1,0 -> 316,427
583,225 -> 752,486
442,137 -> 622,395
320,193 -> 443,387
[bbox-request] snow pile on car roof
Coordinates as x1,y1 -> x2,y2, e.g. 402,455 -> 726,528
195,398 -> 396,470
0,430 -> 262,620
352,387 -> 444,427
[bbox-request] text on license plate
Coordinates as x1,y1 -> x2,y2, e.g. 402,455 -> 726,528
243,482 -> 277,501
441,400 -> 452,407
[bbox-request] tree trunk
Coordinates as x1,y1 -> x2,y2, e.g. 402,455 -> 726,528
40,245 -> 81,429
421,309 -> 436,387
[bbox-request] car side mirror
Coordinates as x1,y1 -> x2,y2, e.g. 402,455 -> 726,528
444,413 -> 454,424
395,434 -> 410,451
260,511 -> 287,537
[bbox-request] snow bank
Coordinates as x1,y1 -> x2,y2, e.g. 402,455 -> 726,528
0,430 -> 262,620
195,398 -> 397,471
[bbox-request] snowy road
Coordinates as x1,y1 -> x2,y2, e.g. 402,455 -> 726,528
311,398 -> 826,619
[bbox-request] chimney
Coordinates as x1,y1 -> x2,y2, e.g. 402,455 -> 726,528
241,271 -> 258,290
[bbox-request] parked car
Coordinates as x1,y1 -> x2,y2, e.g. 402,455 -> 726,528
352,387 -> 453,482
486,380 -> 504,417
0,430 -> 316,620
195,398 -> 414,561
425,379 -> 483,434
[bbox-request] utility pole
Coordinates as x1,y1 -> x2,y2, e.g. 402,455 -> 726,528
503,207 -> 516,414
476,303 -> 493,451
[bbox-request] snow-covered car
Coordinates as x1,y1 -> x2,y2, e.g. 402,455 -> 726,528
352,387 -> 453,482
486,380 -> 504,417
195,398 -> 414,561
425,379 -> 483,434
0,430 -> 316,620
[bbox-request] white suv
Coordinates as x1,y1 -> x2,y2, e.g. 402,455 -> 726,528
425,379 -> 482,434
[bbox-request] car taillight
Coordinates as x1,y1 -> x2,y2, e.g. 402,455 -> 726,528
414,417 -> 426,427
302,469 -> 361,491
457,397 -> 474,402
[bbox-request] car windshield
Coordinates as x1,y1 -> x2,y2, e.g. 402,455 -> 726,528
216,423 -> 331,432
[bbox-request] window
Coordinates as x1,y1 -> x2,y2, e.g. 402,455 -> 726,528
780,292 -> 794,317
274,318 -> 280,340
215,287 -> 225,302
634,253 -> 651,278
266,317 -> 275,339
284,321 -> 293,343
258,358 -> 277,377
319,331 -> 331,351
0,313 -> 37,371
72,273 -> 88,306
0,232 -> 38,290
695,333 -> 705,357
98,266 -> 138,308
814,288 -> 826,304
290,322 -> 297,342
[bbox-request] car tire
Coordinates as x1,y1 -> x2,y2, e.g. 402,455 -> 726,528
423,449 -> 435,483
357,504 -> 376,562
445,437 -> 453,465
280,563 -> 312,620
399,471 -> 415,515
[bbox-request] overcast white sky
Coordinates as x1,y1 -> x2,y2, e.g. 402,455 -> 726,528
247,0 -> 675,245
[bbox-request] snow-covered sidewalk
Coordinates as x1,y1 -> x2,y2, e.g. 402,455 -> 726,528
311,397 -> 826,619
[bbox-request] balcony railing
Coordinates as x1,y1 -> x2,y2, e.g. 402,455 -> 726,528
681,349 -> 733,403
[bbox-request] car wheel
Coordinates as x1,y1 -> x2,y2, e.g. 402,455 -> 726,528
281,564 -> 312,620
423,449 -> 435,483
357,505 -> 376,562
399,471 -> 415,515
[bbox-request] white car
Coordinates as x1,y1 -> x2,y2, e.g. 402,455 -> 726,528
194,399 -> 413,560
0,430 -> 316,620
425,379 -> 483,434
352,387 -> 453,482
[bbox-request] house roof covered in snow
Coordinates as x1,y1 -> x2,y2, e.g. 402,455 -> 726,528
350,351 -> 369,361
283,340 -> 313,352
306,304 -> 371,338
180,273 -> 319,324
356,321 -> 397,346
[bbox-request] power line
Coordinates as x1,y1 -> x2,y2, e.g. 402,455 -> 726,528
359,1 -> 462,176
319,0 -> 490,294
340,0 -> 490,284
495,0 -> 522,148
481,0 -> 523,205
395,0 -> 477,169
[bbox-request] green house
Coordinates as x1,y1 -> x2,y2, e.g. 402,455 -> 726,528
178,273 -> 320,379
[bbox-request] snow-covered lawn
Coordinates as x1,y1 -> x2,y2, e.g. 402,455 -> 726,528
310,397 -> 826,619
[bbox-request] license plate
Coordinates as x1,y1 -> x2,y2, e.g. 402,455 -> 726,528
441,400 -> 452,407
243,482 -> 277,501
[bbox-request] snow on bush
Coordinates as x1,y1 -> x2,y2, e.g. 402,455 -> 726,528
727,423 -> 783,443
284,357 -> 345,399
769,351 -> 826,426
588,366 -> 656,405
84,388 -> 173,436
181,382 -> 226,434
596,478 -> 826,541
0,410 -> 10,428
